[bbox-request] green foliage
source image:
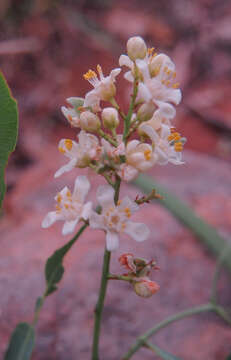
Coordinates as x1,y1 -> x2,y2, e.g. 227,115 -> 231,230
133,174 -> 231,274
0,72 -> 18,208
45,223 -> 88,296
149,343 -> 182,360
4,323 -> 35,360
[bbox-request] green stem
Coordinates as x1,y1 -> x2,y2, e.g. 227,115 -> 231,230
98,129 -> 117,147
110,98 -> 126,121
92,249 -> 111,360
123,65 -> 139,141
214,305 -> 231,326
122,303 -> 214,359
91,176 -> 121,360
108,274 -> 133,282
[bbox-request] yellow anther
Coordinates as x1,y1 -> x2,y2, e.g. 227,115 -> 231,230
57,194 -> 62,203
83,69 -> 97,80
97,64 -> 102,74
168,132 -> 181,142
58,147 -> 66,154
166,69 -> 171,76
172,82 -> 180,89
66,190 -> 71,197
117,200 -> 122,206
64,203 -> 69,209
172,72 -> 176,78
151,52 -> 158,60
144,149 -> 152,161
124,207 -> 131,218
64,139 -> 73,151
152,65 -> 160,76
174,142 -> 183,152
165,80 -> 170,86
56,205 -> 61,211
148,47 -> 155,56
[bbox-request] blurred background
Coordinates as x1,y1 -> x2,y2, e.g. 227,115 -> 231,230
0,0 -> 231,359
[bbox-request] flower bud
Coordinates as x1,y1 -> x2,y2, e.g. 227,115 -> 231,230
119,253 -> 136,273
102,107 -> 119,129
127,36 -> 147,61
80,111 -> 100,132
137,103 -> 156,122
133,278 -> 160,298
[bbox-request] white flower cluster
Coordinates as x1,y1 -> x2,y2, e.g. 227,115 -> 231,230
42,36 -> 185,251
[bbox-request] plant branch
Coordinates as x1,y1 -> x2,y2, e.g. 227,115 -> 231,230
122,303 -> 214,359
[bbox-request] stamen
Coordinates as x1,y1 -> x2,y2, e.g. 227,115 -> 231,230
172,82 -> 180,89
148,47 -> 155,56
124,207 -> 131,218
56,205 -> 61,212
83,69 -> 97,80
58,147 -> 66,154
144,149 -> 152,161
57,194 -> 62,203
64,139 -> 73,151
117,200 -> 122,206
66,190 -> 71,197
64,203 -> 69,209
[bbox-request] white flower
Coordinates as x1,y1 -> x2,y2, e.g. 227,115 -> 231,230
42,176 -> 92,235
119,45 -> 181,111
101,135 -> 125,161
83,65 -> 121,111
55,130 -> 101,178
119,140 -> 157,181
140,123 -> 184,165
61,97 -> 84,128
89,185 -> 150,251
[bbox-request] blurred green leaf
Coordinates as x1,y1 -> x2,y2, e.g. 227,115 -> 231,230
226,354 -> 231,360
133,174 -> 231,274
45,223 -> 88,296
4,323 -> 35,360
0,72 -> 18,209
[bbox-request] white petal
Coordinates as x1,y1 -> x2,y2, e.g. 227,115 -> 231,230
155,101 -> 176,120
155,148 -> 169,165
119,54 -> 133,68
81,201 -> 92,220
106,231 -> 119,251
42,211 -> 61,228
62,219 -> 79,235
96,185 -> 115,208
139,123 -> 159,143
126,140 -> 140,153
160,124 -> 171,139
110,68 -> 121,80
119,164 -> 139,182
119,196 -> 139,213
124,71 -> 134,82
73,175 -> 90,202
125,221 -> 150,242
58,139 -> 79,159
89,212 -> 104,229
165,88 -> 182,105
84,90 -> 100,109
137,83 -> 152,102
54,158 -> 77,178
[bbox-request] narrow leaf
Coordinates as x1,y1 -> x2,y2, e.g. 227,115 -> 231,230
45,223 -> 87,296
4,323 -> 35,360
133,174 -> 231,274
0,72 -> 18,208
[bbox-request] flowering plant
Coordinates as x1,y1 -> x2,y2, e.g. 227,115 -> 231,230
4,36 -> 231,360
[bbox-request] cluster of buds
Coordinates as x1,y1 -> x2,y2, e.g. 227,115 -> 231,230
42,36 -> 185,257
117,253 -> 160,298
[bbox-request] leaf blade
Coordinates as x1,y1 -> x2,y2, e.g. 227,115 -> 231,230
0,72 -> 18,208
4,323 -> 35,360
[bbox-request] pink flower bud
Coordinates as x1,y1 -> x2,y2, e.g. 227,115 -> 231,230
133,278 -> 160,298
119,253 -> 136,273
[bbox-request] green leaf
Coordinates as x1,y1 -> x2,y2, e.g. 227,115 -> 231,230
45,223 -> 87,296
226,354 -> 231,360
4,323 -> 35,360
147,343 -> 182,360
0,72 -> 18,209
133,174 -> 231,275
